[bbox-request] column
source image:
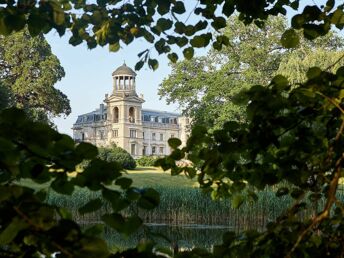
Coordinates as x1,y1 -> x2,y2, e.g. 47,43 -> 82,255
121,104 -> 126,122
135,107 -> 139,122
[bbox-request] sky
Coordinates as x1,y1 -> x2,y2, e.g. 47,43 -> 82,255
49,1 -> 208,136
49,0 -> 322,136
49,34 -> 182,136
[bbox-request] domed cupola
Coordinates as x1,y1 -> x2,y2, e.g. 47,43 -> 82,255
112,62 -> 137,95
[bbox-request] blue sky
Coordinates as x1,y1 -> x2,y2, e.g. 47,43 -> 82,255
49,34 -> 183,135
50,1 -> 208,135
49,0 -> 321,135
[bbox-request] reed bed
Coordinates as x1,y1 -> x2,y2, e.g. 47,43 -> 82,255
46,184 -> 344,231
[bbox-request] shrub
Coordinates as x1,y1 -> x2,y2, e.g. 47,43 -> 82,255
98,146 -> 136,169
136,156 -> 159,167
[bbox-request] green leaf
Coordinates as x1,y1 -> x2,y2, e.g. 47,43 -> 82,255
77,237 -> 110,257
0,16 -> 12,35
281,29 -> 299,48
123,215 -> 143,235
78,198 -> 103,214
306,67 -> 322,79
190,35 -> 209,48
212,16 -> 227,30
0,217 -> 28,244
331,9 -> 344,28
84,224 -> 105,237
231,194 -> 244,209
57,207 -> 72,220
102,213 -> 124,231
156,18 -> 173,31
115,177 -> 133,189
271,75 -> 289,90
5,14 -> 26,32
290,188 -> 304,199
76,142 -> 98,159
135,60 -> 144,71
172,1 -> 186,14
168,138 -> 182,148
148,58 -> 159,70
276,187 -> 289,197
138,188 -> 160,210
167,53 -> 178,63
109,42 -> 120,52
49,0 -> 65,25
222,2 -> 234,16
176,36 -> 188,47
51,177 -> 74,195
28,13 -> 45,36
183,47 -> 194,60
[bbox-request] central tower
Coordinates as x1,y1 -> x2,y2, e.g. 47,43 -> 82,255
104,63 -> 144,157
112,62 -> 137,96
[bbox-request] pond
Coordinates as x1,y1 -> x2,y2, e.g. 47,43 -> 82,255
103,223 -> 231,252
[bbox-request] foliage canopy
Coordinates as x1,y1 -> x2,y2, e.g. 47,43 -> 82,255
0,29 -> 70,123
1,0 -> 344,257
159,16 -> 344,130
0,0 -> 342,69
0,108 -> 159,257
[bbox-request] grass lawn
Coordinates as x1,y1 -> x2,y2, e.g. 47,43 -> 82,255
18,166 -> 197,190
125,166 -> 197,188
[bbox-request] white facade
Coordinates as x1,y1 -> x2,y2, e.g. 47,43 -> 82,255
72,63 -> 190,158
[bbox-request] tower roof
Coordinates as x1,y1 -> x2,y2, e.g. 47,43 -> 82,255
112,63 -> 136,76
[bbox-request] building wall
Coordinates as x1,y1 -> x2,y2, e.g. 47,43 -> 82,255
72,65 -> 190,158
73,115 -> 188,159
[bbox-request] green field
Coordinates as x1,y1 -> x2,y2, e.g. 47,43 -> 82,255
18,167 -> 196,190
125,167 -> 197,188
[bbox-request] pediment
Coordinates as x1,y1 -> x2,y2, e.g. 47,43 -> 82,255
106,94 -> 144,103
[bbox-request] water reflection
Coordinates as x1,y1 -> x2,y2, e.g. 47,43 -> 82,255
104,224 -> 230,252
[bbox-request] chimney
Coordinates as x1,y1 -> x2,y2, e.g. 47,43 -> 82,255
100,104 -> 105,114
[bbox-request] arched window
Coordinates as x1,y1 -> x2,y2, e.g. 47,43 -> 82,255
129,107 -> 135,123
113,107 -> 119,123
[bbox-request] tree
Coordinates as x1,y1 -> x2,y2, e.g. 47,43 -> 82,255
0,108 -> 159,257
0,29 -> 70,123
0,0 -> 341,70
159,16 -> 344,130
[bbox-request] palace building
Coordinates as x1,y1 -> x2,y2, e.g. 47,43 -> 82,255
72,63 -> 190,158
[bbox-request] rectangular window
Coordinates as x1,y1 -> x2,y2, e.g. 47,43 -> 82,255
152,146 -> 156,155
152,133 -> 156,140
143,146 -> 147,156
131,144 -> 136,155
170,134 -> 175,139
143,132 -> 145,139
113,129 -> 118,137
159,147 -> 164,154
99,130 -> 104,140
130,129 -> 136,138
160,133 -> 164,141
